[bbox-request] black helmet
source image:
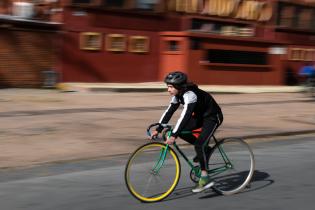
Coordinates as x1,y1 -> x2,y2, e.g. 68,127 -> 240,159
164,71 -> 187,88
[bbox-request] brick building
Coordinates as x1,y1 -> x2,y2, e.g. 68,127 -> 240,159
60,0 -> 315,85
1,1 -> 315,87
0,0 -> 64,88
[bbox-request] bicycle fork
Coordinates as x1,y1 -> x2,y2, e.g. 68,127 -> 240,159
150,145 -> 169,175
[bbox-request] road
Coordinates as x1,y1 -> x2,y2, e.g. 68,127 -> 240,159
0,134 -> 314,210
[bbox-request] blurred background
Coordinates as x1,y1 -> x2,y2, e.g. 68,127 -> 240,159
0,0 -> 315,88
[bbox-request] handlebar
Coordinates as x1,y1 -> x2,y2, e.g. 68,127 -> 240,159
146,123 -> 172,141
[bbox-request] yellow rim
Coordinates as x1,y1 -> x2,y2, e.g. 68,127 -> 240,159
126,143 -> 180,202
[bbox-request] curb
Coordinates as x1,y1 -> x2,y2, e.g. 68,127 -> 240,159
236,129 -> 315,140
56,83 -> 306,94
89,87 -> 167,93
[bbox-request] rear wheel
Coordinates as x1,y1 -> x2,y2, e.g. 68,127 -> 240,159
209,138 -> 255,195
125,142 -> 181,202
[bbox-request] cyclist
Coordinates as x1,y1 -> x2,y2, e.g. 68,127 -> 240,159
299,62 -> 315,85
151,71 -> 223,193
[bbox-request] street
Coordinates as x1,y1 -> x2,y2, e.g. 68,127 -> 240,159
1,0 -> 315,208
0,89 -> 314,209
0,135 -> 314,210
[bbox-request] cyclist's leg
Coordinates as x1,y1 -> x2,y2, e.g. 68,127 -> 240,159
194,118 -> 218,171
177,117 -> 211,163
192,117 -> 223,192
178,132 -> 196,145
177,118 -> 210,163
178,117 -> 198,145
195,112 -> 223,171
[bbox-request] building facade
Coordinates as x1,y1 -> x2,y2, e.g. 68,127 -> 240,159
0,0 -> 64,87
60,0 -> 315,85
1,0 -> 315,86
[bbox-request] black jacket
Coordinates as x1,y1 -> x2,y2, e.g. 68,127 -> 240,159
158,84 -> 222,137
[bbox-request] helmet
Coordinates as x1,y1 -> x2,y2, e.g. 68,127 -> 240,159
164,71 -> 187,88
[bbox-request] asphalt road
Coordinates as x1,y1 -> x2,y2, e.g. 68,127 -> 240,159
0,134 -> 314,210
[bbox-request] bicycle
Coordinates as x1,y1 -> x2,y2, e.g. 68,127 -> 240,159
124,123 -> 255,203
298,69 -> 315,98
304,77 -> 315,98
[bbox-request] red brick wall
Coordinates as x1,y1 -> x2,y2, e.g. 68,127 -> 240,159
0,29 -> 59,88
60,7 -> 165,83
61,29 -> 160,83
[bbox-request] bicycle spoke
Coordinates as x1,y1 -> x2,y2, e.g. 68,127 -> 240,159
142,173 -> 155,197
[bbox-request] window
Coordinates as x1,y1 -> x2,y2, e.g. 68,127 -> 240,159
72,0 -> 91,4
305,49 -> 315,61
289,48 -> 315,61
277,2 -> 315,30
161,37 -> 185,54
137,0 -> 159,10
79,32 -> 102,51
106,34 -> 126,52
168,40 -> 180,51
289,48 -> 304,61
190,18 -> 254,37
103,0 -> 125,7
278,5 -> 296,27
207,50 -> 267,65
129,36 -> 150,53
136,0 -> 158,10
297,9 -> 313,29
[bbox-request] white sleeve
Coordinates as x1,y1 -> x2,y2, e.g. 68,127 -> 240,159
183,91 -> 197,104
172,91 -> 197,133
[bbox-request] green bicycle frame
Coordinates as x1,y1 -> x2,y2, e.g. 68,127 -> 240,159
207,144 -> 233,177
151,130 -> 233,179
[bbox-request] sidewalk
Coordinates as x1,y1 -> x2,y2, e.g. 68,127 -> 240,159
0,85 -> 314,169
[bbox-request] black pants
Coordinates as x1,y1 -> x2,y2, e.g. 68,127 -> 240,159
178,113 -> 223,170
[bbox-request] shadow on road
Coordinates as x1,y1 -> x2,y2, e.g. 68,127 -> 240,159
162,170 -> 273,202
199,170 -> 273,199
163,186 -> 211,202
243,170 -> 274,193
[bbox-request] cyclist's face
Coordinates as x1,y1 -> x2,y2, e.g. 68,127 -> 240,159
167,85 -> 178,96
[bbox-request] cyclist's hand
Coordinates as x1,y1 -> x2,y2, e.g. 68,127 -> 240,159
165,136 -> 176,145
150,130 -> 159,140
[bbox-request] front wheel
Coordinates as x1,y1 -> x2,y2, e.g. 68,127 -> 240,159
209,138 -> 255,195
125,142 -> 181,202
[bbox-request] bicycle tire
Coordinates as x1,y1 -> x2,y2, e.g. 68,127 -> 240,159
125,142 -> 181,202
209,138 -> 255,195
